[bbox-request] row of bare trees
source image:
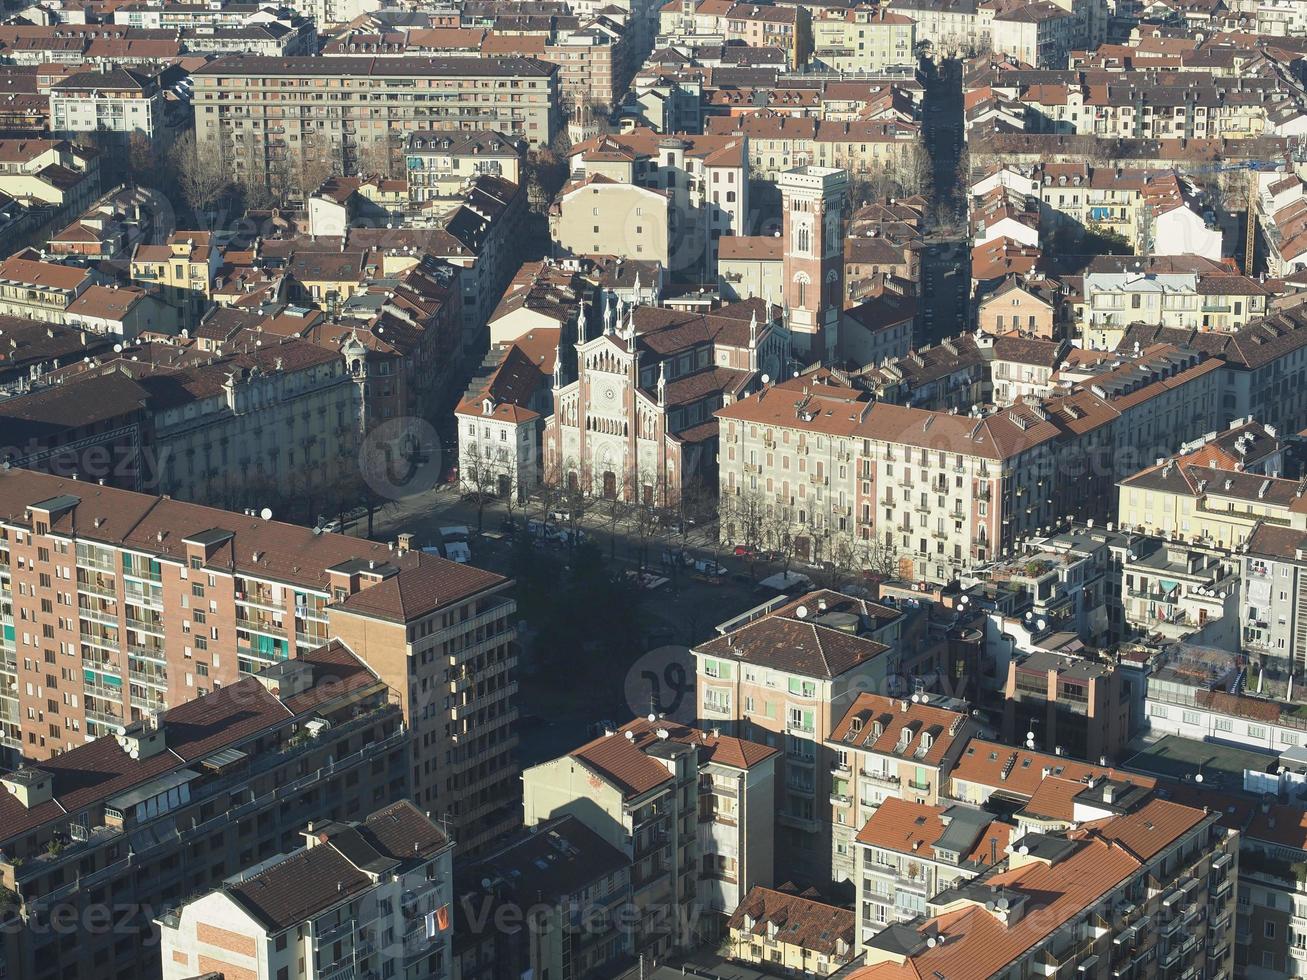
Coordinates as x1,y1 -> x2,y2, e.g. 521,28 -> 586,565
719,488 -> 899,587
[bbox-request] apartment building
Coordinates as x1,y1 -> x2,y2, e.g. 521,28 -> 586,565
158,800 -> 453,980
1080,258 -> 1268,349
1120,537 -> 1240,647
0,644 -> 410,980
854,798 -> 1012,938
811,7 -> 916,73
691,589 -> 903,880
705,114 -> 919,182
658,0 -> 812,68
1243,522 -> 1307,679
985,68 -> 1301,140
454,815 -> 633,980
48,68 -> 167,147
825,692 -> 980,883
521,717 -> 777,958
889,0 -> 989,57
0,467 -> 521,852
563,129 -> 749,277
1003,650 -> 1131,762
716,372 -> 1063,579
403,130 -> 524,204
1118,457 -> 1307,549
0,253 -> 95,322
725,885 -> 856,975
1119,304 -> 1307,440
129,231 -> 221,330
852,796 -> 1238,980
989,1 -> 1077,68
191,55 -> 560,189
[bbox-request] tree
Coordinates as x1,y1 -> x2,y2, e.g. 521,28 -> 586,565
169,132 -> 229,226
357,136 -> 398,179
127,132 -> 157,186
299,150 -> 337,199
460,445 -> 500,533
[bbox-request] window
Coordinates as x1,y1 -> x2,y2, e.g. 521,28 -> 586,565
1182,710 -> 1200,726
1267,921 -> 1277,940
1249,724 -> 1268,739
703,658 -> 731,680
788,677 -> 817,698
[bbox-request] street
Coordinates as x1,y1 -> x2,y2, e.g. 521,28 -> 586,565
344,484 -> 834,765
918,58 -> 971,344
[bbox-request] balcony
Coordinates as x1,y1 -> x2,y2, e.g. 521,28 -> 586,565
829,793 -> 852,808
861,769 -> 901,788
830,760 -> 851,776
77,577 -> 117,600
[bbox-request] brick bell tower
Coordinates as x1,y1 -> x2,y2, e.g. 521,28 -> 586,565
781,166 -> 848,364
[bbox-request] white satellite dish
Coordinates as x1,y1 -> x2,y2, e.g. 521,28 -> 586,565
795,605 -> 809,619
259,507 -> 273,520
761,373 -> 770,384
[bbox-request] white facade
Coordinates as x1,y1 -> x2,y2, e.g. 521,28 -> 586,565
1153,206 -> 1223,260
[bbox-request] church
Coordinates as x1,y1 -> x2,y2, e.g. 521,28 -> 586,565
543,294 -> 790,506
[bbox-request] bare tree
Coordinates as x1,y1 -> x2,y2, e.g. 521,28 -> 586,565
630,472 -> 665,569
357,135 -> 398,179
460,445 -> 500,533
127,132 -> 157,186
169,132 -> 229,225
299,150 -> 337,199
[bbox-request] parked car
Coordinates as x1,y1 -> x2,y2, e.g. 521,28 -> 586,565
549,509 -> 572,523
733,545 -> 756,558
691,559 -> 727,580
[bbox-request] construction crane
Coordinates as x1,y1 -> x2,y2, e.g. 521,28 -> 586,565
1177,156 -> 1296,275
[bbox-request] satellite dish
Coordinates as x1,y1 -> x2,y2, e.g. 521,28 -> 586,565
1036,618 -> 1047,631
113,343 -> 123,353
761,373 -> 770,384
259,507 -> 273,520
1019,845 -> 1029,855
1195,773 -> 1204,783
1026,731 -> 1036,742
796,605 -> 809,619
911,693 -> 920,703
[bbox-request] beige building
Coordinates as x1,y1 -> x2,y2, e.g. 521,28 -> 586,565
565,129 -> 749,276
129,231 -> 221,330
825,693 -> 981,883
158,801 -> 454,980
0,253 -> 94,321
850,796 -> 1237,980
811,6 -> 917,72
403,130 -> 524,204
0,466 -> 521,853
522,717 -> 777,957
1119,458 -> 1307,549
551,175 -> 671,266
854,798 -> 1012,939
718,235 -> 784,303
191,55 -> 560,190
725,886 -> 856,975
976,275 -> 1056,338
988,0 -> 1077,67
691,589 -> 903,880
716,372 -> 1063,578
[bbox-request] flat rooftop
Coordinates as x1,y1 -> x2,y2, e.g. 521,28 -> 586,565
1125,733 -> 1278,791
